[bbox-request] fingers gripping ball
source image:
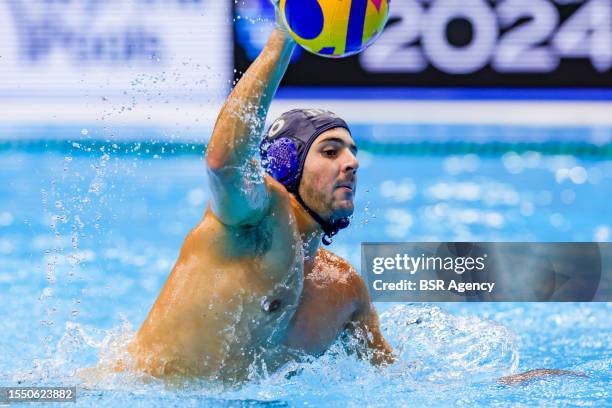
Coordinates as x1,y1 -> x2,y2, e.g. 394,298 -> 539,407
279,0 -> 390,58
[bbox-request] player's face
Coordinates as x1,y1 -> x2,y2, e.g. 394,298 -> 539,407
299,127 -> 359,222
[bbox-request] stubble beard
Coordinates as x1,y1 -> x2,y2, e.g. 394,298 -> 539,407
299,177 -> 354,222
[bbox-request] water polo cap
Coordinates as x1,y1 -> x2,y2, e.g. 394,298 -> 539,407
259,108 -> 351,245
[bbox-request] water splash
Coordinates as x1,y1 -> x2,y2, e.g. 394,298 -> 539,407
379,304 -> 519,384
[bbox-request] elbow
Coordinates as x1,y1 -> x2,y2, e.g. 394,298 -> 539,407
205,139 -> 229,171
205,153 -> 224,172
206,149 -> 242,173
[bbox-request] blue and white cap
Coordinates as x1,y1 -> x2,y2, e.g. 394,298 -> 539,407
259,108 -> 351,244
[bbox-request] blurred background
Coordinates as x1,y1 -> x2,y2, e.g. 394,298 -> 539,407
1,0 -> 611,138
2,0 -> 610,246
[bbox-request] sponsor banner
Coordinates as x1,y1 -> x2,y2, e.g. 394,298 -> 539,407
0,0 -> 232,98
362,243 -> 612,301
235,0 -> 612,87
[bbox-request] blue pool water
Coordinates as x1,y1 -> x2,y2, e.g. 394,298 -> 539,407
0,132 -> 610,406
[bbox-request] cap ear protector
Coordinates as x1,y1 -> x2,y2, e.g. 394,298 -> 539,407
261,137 -> 301,190
260,109 -> 352,244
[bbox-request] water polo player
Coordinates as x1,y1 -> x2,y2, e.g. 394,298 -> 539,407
125,13 -> 394,381
122,3 -> 577,386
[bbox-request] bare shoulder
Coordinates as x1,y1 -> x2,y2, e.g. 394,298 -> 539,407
313,248 -> 368,300
199,173 -> 294,232
182,174 -> 298,258
313,248 -> 356,280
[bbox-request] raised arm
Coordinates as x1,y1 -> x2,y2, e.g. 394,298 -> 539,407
205,21 -> 296,226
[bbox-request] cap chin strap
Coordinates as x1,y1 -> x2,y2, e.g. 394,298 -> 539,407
293,191 -> 350,245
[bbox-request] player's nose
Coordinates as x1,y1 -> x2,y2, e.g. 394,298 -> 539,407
342,150 -> 359,175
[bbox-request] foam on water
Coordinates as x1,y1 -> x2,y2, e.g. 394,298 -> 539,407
4,304 -> 607,407
379,304 -> 519,383
7,303 -> 519,403
1,145 -> 610,406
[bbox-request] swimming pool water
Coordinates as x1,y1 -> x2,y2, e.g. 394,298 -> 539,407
0,136 -> 610,407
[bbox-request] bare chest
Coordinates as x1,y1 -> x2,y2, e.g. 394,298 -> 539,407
281,270 -> 358,355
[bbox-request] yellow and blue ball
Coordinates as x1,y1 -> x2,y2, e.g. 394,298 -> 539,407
279,0 -> 390,58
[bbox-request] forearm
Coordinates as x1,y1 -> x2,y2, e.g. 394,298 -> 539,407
363,308 -> 395,366
348,302 -> 395,366
206,28 -> 296,169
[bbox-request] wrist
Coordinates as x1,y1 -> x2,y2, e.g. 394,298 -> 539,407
271,26 -> 296,51
273,25 -> 293,41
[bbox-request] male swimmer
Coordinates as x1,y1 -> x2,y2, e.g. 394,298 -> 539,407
121,5 -> 582,386
125,13 -> 392,382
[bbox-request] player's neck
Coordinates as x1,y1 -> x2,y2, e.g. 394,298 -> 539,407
301,228 -> 322,260
299,216 -> 323,260
291,195 -> 323,258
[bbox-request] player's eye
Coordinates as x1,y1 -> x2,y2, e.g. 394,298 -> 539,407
323,149 -> 337,157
